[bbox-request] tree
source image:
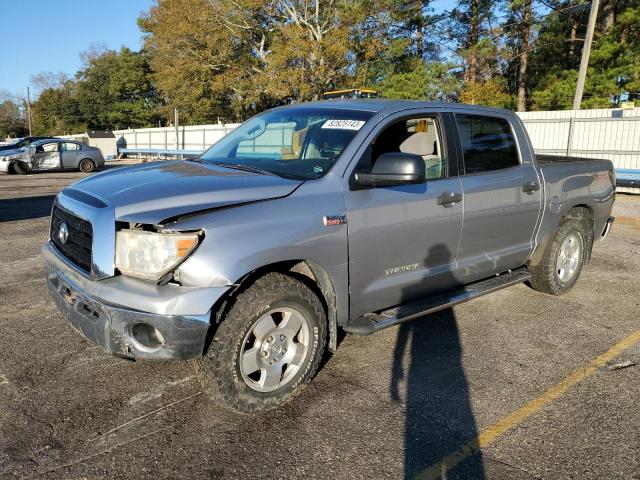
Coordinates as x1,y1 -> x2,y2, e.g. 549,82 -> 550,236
528,0 -> 640,109
0,92 -> 26,139
31,82 -> 84,135
459,78 -> 514,107
139,0 -> 262,122
75,47 -> 162,129
256,1 -> 353,102
30,71 -> 71,95
447,0 -> 499,83
504,0 -> 536,111
378,63 -> 461,100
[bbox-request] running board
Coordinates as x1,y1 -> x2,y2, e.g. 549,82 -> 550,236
344,269 -> 531,335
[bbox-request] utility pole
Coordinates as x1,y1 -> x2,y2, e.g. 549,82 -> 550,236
174,107 -> 179,150
26,87 -> 33,136
573,0 -> 600,110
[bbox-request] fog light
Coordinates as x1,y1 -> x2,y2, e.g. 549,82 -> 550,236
130,323 -> 164,350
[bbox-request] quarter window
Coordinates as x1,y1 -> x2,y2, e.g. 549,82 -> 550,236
455,115 -> 519,174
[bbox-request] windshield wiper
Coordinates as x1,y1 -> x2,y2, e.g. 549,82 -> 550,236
214,162 -> 276,176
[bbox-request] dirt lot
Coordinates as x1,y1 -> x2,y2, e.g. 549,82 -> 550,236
0,166 -> 639,480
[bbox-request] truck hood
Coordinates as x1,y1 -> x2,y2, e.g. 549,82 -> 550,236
68,160 -> 303,224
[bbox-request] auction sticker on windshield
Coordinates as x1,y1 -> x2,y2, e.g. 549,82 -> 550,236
321,119 -> 366,130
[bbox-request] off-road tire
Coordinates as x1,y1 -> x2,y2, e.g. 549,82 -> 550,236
79,159 -> 96,173
528,216 -> 590,295
13,162 -> 30,175
196,272 -> 327,413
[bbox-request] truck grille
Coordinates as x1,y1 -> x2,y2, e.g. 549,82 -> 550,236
50,206 -> 93,272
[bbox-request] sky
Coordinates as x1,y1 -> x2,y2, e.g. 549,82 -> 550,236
0,0 -> 155,98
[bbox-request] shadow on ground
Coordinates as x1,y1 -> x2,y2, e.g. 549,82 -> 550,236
390,245 -> 485,479
0,195 -> 56,222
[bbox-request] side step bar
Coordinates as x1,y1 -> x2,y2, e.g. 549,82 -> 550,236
344,269 -> 531,335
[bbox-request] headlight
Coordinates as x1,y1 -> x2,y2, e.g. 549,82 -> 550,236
115,229 -> 200,281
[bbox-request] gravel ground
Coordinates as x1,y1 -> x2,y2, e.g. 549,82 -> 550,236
0,166 -> 638,480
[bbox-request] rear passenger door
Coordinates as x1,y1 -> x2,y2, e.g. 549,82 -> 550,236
454,113 -> 542,282
61,142 -> 82,168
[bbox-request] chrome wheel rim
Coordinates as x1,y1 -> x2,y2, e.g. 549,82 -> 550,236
240,307 -> 310,393
80,160 -> 93,172
556,234 -> 581,283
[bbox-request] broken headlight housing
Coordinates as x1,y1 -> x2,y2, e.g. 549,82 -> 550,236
115,229 -> 200,281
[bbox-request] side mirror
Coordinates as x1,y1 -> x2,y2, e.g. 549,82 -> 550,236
354,152 -> 426,188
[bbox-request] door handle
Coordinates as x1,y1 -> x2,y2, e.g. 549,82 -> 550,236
437,191 -> 463,206
523,181 -> 540,193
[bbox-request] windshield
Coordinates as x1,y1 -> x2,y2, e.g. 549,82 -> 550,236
199,107 -> 373,180
6,138 -> 25,148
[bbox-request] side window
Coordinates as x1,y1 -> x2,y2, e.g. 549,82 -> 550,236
369,116 -> 445,180
455,115 -> 519,174
62,142 -> 80,151
36,142 -> 59,153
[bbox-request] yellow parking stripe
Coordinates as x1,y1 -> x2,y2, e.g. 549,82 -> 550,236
417,328 -> 640,480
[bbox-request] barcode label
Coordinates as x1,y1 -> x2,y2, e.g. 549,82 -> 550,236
321,119 -> 366,131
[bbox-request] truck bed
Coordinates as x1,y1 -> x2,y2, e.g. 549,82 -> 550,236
536,154 -> 611,165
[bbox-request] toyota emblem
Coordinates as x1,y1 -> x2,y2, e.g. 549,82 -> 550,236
58,222 -> 69,244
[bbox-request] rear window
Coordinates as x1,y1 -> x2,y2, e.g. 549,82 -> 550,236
455,115 -> 519,174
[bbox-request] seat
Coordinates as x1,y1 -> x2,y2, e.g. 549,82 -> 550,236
399,131 -> 442,179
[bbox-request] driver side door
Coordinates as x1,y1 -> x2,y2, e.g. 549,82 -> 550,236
344,111 -> 464,319
31,141 -> 61,170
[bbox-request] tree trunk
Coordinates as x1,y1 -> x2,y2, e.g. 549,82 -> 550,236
467,0 -> 479,83
569,15 -> 577,58
516,0 -> 532,112
416,0 -> 427,60
601,0 -> 615,32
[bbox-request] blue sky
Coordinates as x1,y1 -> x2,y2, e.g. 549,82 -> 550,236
0,0 -> 155,98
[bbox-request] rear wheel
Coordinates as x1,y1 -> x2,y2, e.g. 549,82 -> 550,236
79,158 -> 96,173
196,272 -> 327,413
529,216 -> 589,295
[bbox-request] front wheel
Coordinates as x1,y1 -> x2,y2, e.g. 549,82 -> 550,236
528,217 -> 589,295
196,272 -> 327,413
12,162 -> 30,175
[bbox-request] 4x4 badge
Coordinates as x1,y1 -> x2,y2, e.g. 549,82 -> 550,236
323,215 -> 347,227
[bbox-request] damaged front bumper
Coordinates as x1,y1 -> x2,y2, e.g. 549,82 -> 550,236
43,241 -> 230,360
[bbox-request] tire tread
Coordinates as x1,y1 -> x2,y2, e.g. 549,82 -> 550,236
196,272 -> 327,413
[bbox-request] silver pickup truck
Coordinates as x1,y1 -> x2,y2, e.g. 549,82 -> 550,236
43,101 -> 615,412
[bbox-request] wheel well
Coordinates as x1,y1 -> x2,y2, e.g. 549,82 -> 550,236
528,204 -> 595,267
563,204 -> 593,227
562,205 -> 595,262
209,260 -> 338,353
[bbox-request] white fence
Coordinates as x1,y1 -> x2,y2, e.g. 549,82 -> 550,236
65,107 -> 639,192
112,124 -> 241,151
518,107 -> 640,193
